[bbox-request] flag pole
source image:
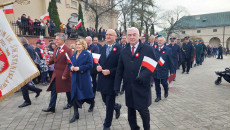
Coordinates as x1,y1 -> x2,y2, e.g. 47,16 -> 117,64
137,66 -> 142,77
0,1 -> 15,8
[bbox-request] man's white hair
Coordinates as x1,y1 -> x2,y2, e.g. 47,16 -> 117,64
158,37 -> 166,42
85,36 -> 92,41
149,35 -> 155,39
127,27 -> 139,35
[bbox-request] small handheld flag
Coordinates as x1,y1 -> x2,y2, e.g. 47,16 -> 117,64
158,57 -> 165,66
65,53 -> 72,64
92,53 -> 101,64
141,56 -> 157,73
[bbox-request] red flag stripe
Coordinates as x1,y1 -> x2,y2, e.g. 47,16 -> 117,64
141,61 -> 155,73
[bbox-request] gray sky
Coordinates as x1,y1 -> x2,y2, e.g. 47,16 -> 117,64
155,0 -> 230,15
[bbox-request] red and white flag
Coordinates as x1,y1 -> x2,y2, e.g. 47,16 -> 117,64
158,57 -> 165,66
141,56 -> 157,73
40,12 -> 50,21
65,53 -> 72,64
75,19 -> 82,29
3,5 -> 14,14
92,53 -> 101,64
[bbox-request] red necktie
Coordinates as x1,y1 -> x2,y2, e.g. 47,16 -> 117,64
132,46 -> 135,56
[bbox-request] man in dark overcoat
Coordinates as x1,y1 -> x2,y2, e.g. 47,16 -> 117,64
114,27 -> 155,130
42,33 -> 72,113
181,37 -> 194,74
153,37 -> 175,102
97,29 -> 122,130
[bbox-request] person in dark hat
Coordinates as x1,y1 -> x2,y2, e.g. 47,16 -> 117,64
194,40 -> 203,66
181,36 -> 194,74
167,37 -> 181,80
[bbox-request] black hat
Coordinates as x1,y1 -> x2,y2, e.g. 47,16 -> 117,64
49,40 -> 53,42
170,37 -> 176,41
36,41 -> 42,45
184,36 -> 190,40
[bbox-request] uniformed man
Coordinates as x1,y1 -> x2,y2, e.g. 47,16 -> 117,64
153,37 -> 174,102
85,36 -> 99,112
194,40 -> 203,66
93,36 -> 103,53
167,37 -> 181,79
97,29 -> 122,130
181,37 -> 194,74
200,41 -> 207,65
114,27 -> 155,130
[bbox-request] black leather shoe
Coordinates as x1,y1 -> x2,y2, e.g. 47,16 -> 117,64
18,102 -> 31,108
69,109 -> 79,123
88,101 -> 95,112
186,72 -> 189,74
164,92 -> 168,98
42,107 -> 55,113
103,126 -> 110,130
115,104 -> 121,119
63,104 -> 72,110
155,97 -> 161,102
35,89 -> 42,98
182,71 -> 185,74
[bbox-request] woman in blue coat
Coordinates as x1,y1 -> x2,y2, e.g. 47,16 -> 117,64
68,39 -> 94,123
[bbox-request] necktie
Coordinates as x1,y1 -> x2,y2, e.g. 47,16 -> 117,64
132,46 -> 135,56
159,47 -> 161,51
106,46 -> 111,57
56,47 -> 60,57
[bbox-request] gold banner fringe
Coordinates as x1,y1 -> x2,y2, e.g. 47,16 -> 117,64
0,71 -> 40,102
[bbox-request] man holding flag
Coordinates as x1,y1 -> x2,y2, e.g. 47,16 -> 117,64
114,27 -> 155,130
153,37 -> 175,102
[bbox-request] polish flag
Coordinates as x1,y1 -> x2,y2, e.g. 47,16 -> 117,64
158,57 -> 165,66
65,53 -> 72,64
3,5 -> 14,14
75,19 -> 82,29
92,53 -> 101,64
40,12 -> 50,21
141,56 -> 157,73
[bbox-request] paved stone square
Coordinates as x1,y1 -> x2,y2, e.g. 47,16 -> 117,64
0,56 -> 230,130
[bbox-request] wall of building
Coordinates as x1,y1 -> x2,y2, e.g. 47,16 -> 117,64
172,26 -> 230,48
5,0 -> 118,30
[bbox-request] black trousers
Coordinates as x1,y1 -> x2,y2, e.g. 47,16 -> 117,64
217,53 -> 223,59
91,73 -> 97,96
128,107 -> 150,130
21,81 -> 42,103
182,58 -> 191,73
101,93 -> 120,127
48,79 -> 71,109
154,78 -> 168,98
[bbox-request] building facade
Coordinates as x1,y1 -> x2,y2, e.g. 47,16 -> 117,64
5,0 -> 118,30
170,11 -> 230,48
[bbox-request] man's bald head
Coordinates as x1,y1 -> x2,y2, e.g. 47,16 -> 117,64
106,29 -> 117,45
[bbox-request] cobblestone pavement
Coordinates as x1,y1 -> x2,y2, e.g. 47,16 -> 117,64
0,56 -> 230,130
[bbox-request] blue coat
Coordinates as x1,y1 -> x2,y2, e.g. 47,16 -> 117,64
114,43 -> 156,110
167,43 -> 181,70
181,42 -> 194,61
97,43 -> 122,95
68,50 -> 94,101
88,43 -> 99,74
153,46 -> 175,79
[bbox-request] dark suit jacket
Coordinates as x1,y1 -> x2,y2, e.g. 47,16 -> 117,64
153,46 -> 175,79
114,43 -> 155,109
181,42 -> 194,60
35,47 -> 43,59
24,44 -> 36,61
97,44 -> 122,95
88,43 -> 99,75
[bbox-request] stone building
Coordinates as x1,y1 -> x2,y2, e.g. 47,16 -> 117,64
4,0 -> 118,30
170,11 -> 230,48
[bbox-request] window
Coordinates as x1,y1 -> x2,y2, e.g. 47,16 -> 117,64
56,0 -> 61,2
71,0 -> 77,8
197,30 -> 201,33
213,29 -> 217,32
182,31 -> 185,34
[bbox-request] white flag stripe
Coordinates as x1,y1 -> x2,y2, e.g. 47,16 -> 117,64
3,5 -> 13,10
92,53 -> 101,59
143,56 -> 157,67
160,57 -> 165,64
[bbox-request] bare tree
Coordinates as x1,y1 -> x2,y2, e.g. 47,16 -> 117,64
159,6 -> 189,41
80,0 -> 122,35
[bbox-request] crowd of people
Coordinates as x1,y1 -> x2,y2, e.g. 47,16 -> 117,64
18,26 -> 228,130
